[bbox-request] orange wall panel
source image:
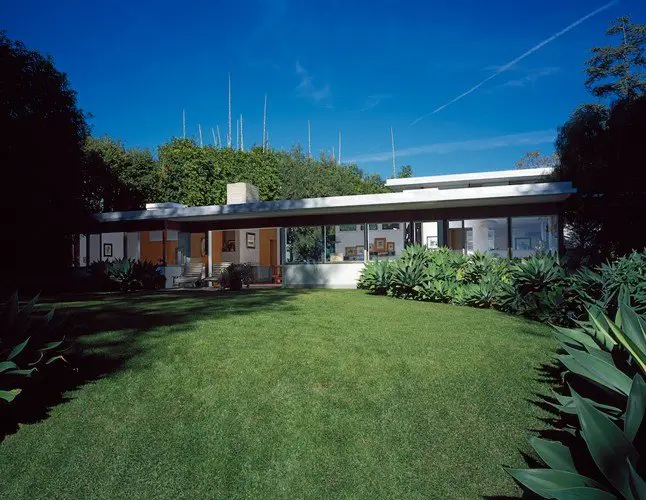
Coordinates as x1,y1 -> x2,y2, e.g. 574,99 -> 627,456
259,228 -> 277,266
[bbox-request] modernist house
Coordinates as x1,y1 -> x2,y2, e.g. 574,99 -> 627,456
79,167 -> 574,288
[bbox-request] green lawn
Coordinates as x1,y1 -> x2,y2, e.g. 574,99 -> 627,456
0,289 -> 555,498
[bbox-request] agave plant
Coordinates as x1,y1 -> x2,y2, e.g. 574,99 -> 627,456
107,258 -> 140,292
507,381 -> 644,499
357,260 -> 393,295
390,258 -> 427,299
0,293 -> 67,404
507,299 -> 646,498
453,277 -> 501,308
414,279 -> 456,303
460,251 -> 508,285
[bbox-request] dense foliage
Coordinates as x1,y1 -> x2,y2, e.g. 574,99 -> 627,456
90,258 -> 165,292
1,32 -> 90,292
507,298 -> 646,499
358,247 -> 646,326
0,293 -> 67,406
555,16 -> 646,263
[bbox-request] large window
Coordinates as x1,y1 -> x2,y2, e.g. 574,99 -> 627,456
463,218 -> 508,257
285,226 -> 325,264
367,222 -> 404,260
511,216 -> 558,258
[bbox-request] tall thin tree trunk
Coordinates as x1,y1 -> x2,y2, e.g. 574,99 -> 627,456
227,73 -> 232,148
198,124 -> 203,147
338,130 -> 342,165
262,93 -> 267,152
391,126 -> 396,178
216,125 -> 222,149
211,127 -> 217,147
240,114 -> 244,151
182,109 -> 186,139
308,120 -> 312,158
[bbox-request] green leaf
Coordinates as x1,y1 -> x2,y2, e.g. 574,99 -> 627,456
588,307 -> 617,350
0,361 -> 18,373
6,368 -> 37,377
506,468 -> 606,498
625,375 -> 645,443
530,437 -> 577,473
553,325 -> 603,351
551,487 -> 617,499
550,392 -> 622,417
558,348 -> 632,396
572,388 -> 639,499
39,339 -> 64,352
618,302 -> 646,358
8,337 -> 30,361
605,313 -> 646,375
0,388 -> 21,403
627,459 -> 646,500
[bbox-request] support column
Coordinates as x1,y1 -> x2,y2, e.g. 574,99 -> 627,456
85,233 -> 91,267
507,216 -> 513,259
438,220 -> 448,248
279,227 -> 286,264
162,229 -> 168,264
123,232 -> 128,259
99,233 -> 103,261
207,231 -> 213,277
363,223 -> 369,262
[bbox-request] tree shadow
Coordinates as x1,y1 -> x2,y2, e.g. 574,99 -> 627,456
1,288 -> 308,441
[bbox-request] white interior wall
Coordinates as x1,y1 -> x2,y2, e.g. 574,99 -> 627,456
238,229 -> 260,264
284,262 -> 364,288
126,232 -> 139,259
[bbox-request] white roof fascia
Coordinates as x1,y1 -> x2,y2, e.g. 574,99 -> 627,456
96,181 -> 574,224
385,167 -> 554,190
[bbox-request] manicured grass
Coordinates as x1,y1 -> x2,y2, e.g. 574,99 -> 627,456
0,289 -> 555,498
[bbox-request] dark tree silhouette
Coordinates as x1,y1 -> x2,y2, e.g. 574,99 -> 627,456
0,32 -> 90,292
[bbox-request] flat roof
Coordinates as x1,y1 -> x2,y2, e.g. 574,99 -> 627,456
385,167 -> 554,190
92,181 -> 574,232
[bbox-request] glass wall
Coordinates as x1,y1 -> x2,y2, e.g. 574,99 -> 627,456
367,222 -> 405,260
285,226 -> 325,264
463,218 -> 509,257
511,216 -> 558,258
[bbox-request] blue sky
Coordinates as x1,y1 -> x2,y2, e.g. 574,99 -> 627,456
4,0 -> 645,179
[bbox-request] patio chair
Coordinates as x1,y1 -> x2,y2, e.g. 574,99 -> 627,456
172,262 -> 204,288
203,262 -> 232,288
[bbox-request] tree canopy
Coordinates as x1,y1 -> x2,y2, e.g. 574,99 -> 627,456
0,31 -> 90,291
585,16 -> 646,100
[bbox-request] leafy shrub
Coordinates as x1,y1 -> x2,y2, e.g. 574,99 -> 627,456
1,293 -> 67,405
357,260 -> 393,295
389,258 -> 427,299
221,263 -> 253,291
569,250 -> 646,318
414,279 -> 457,303
507,299 -> 646,498
89,258 -> 165,292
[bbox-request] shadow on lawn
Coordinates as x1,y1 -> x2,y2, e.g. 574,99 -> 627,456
1,288 -> 307,441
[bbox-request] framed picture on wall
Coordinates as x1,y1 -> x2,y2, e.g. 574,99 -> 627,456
515,237 -> 531,250
426,236 -> 438,249
374,237 -> 386,251
103,243 -> 113,257
355,245 -> 365,255
387,241 -> 395,253
246,232 -> 256,249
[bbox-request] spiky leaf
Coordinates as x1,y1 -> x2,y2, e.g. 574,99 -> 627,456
625,375 -> 645,443
530,437 -> 577,473
506,468 -> 605,498
572,389 -> 639,499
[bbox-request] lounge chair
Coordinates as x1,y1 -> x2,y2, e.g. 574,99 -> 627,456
173,262 -> 204,288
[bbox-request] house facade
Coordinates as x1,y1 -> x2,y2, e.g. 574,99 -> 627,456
81,167 -> 574,288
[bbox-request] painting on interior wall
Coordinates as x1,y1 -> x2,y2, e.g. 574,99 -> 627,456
514,237 -> 531,250
246,232 -> 256,249
103,243 -> 113,257
426,236 -> 438,249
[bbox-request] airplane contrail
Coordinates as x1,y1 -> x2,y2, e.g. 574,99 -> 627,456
410,0 -> 618,126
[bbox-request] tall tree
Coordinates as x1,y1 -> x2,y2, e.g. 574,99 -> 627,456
84,137 -> 160,211
0,32 -> 90,291
585,16 -> 646,100
397,165 -> 413,178
514,151 -> 558,170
